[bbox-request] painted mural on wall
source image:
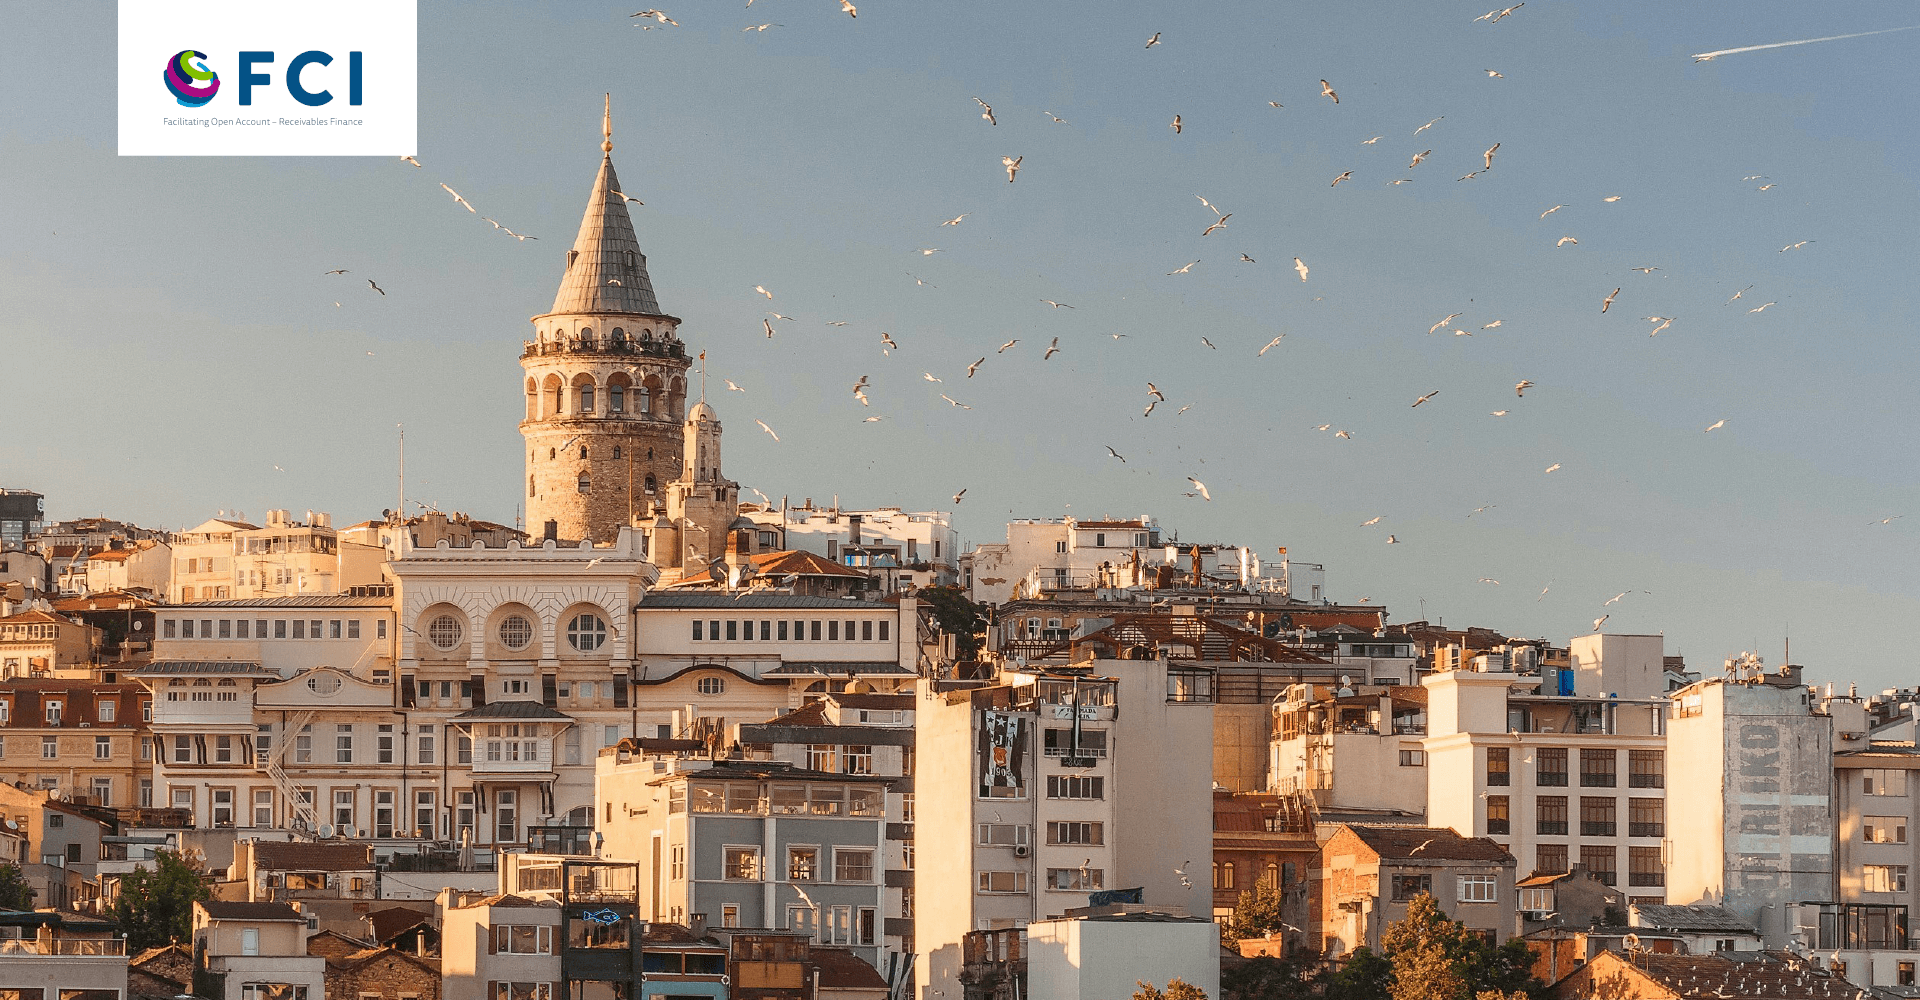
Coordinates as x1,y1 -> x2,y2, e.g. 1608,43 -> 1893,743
979,711 -> 1028,795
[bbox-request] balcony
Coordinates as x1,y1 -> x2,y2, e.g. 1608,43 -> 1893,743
0,939 -> 126,956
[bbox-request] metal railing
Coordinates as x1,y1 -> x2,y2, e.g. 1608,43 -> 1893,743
0,939 -> 126,956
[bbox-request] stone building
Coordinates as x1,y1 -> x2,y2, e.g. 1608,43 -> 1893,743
522,104 -> 691,545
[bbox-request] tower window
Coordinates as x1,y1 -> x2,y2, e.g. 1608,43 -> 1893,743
613,446 -> 623,460
549,448 -> 556,460
580,385 -> 595,412
529,475 -> 535,498
645,475 -> 657,494
624,250 -> 637,271
610,385 -> 625,412
639,388 -> 651,415
612,327 -> 625,345
578,473 -> 591,494
580,446 -> 588,459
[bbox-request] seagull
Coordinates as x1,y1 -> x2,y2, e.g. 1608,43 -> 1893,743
826,320 -> 848,326
611,190 -> 644,205
1331,171 -> 1353,187
1748,302 -> 1777,314
754,285 -> 773,299
1453,328 -> 1472,335
367,279 -> 385,296
1781,240 -> 1816,252
1705,419 -> 1727,432
1105,446 -> 1126,462
907,273 -> 936,287
1313,424 -> 1331,431
1482,320 -> 1503,329
854,390 -> 869,406
763,318 -> 777,339
852,375 -> 868,392
922,372 -> 942,383
439,183 -> 476,213
1385,535 -> 1400,544
1429,313 -> 1464,334
1200,336 -> 1216,349
1412,390 -> 1439,408
769,312 -> 795,321
1293,257 -> 1310,282
941,213 -> 969,226
606,279 -> 622,286
1044,337 -> 1061,360
400,155 -> 421,167
1872,515 -> 1905,525
1361,516 -> 1384,526
1490,410 -> 1509,416
1268,100 -> 1284,108
973,97 -> 996,125
1388,178 -> 1414,185
501,227 -> 537,241
1002,156 -> 1022,182
1539,581 -> 1552,601
919,248 -> 943,256
1258,335 -> 1286,356
1147,383 -> 1166,401
1483,142 -> 1500,169
862,416 -> 882,422
1486,69 -> 1505,77
1414,116 -> 1444,135
940,394 -> 971,410
742,22 -> 780,31
1143,400 -> 1157,417
966,357 -> 986,377
1201,214 -> 1230,236
1631,266 -> 1661,274
1178,405 -> 1191,414
1604,195 -> 1622,202
952,488 -> 967,504
1145,31 -> 1161,48
1478,578 -> 1501,584
1515,380 -> 1534,396
1361,136 -> 1383,144
1335,429 -> 1352,439
1592,615 -> 1609,632
755,419 -> 779,442
1605,592 -> 1627,605
1646,317 -> 1673,336
1040,299 -> 1073,309
880,332 -> 898,351
998,339 -> 1019,353
1557,236 -> 1578,247
1409,149 -> 1431,168
1170,115 -> 1183,134
1727,285 -> 1754,303
1541,204 -> 1564,219
630,9 -> 678,23
1187,477 -> 1211,501
1168,261 -> 1199,275
725,380 -> 747,393
1758,183 -> 1776,191
1240,254 -> 1257,263
1458,171 -> 1482,182
1320,79 -> 1339,103
1475,3 -> 1523,22
1410,839 -> 1434,854
323,269 -> 349,275
1601,287 -> 1621,313
1545,463 -> 1562,473
839,0 -> 856,17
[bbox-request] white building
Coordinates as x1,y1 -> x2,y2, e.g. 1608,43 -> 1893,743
1025,909 -> 1220,1000
741,503 -> 959,590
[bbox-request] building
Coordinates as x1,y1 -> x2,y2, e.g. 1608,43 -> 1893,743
0,490 -> 45,547
439,892 -> 561,1000
1,549 -> 51,598
1627,903 -> 1762,954
1269,681 -> 1431,817
1546,950 -> 1864,1000
636,923 -> 728,1000
50,591 -> 159,664
497,854 -> 645,1000
0,677 -> 150,810
742,503 -> 960,590
316,942 -> 441,1000
961,518 -> 1161,606
1421,637 -> 1670,906
521,107 -> 692,546
1665,658 -> 1834,948
1210,790 -> 1317,932
1024,908 -> 1220,1000
338,510 -> 524,559
744,550 -> 877,599
81,542 -> 171,599
225,840 -> 378,935
0,912 -> 128,1000
1515,864 -> 1627,936
1313,824 -> 1516,958
0,609 -> 100,677
169,519 -> 256,604
0,783 -> 118,901
595,746 -> 889,967
190,900 -> 328,1000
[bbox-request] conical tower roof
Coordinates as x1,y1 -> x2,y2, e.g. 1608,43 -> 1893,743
547,153 -> 666,316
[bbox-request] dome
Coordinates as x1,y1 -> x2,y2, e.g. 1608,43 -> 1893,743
687,400 -> 718,422
728,516 -> 756,531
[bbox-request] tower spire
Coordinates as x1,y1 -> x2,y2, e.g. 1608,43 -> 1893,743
602,93 -> 613,154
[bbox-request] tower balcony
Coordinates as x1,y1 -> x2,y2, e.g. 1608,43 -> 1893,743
523,338 -> 685,360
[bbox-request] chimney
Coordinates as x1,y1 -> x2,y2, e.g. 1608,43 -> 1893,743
688,913 -> 707,938
848,514 -> 863,551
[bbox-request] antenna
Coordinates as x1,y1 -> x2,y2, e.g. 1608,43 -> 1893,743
397,424 -> 405,523
698,351 -> 708,403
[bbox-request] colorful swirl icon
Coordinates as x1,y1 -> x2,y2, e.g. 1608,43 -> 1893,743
163,50 -> 220,107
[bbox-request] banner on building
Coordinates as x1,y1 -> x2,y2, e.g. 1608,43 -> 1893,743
978,712 -> 1027,795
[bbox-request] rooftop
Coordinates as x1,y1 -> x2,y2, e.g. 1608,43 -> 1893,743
1630,903 -> 1756,934
638,593 -> 890,610
248,841 -> 374,872
199,901 -> 303,922
1343,825 -> 1514,863
159,596 -> 393,609
453,701 -> 572,722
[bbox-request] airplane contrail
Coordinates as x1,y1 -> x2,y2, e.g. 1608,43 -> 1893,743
1692,24 -> 1920,62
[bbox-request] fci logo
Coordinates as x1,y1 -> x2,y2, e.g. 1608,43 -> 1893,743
161,49 -> 365,108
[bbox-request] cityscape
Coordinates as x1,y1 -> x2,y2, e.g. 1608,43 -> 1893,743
8,4 -> 1920,1000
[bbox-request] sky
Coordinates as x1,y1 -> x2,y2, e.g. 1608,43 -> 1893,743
4,2 -> 1918,688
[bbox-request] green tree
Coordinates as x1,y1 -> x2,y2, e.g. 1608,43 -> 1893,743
1133,979 -> 1210,1000
0,862 -> 34,910
1378,894 -> 1541,1000
111,850 -> 210,950
1225,882 -> 1288,942
1221,954 -> 1321,1000
917,585 -> 984,659
1323,947 -> 1393,1000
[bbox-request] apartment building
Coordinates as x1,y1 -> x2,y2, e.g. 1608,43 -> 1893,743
0,609 -> 99,677
0,911 -> 127,1000
596,746 -> 889,968
0,490 -> 44,546
1314,824 -> 1517,957
0,678 -> 150,809
441,892 -> 562,1000
191,900 -> 327,1000
81,541 -> 171,598
496,854 -> 646,1000
741,503 -> 960,591
1269,681 -> 1431,817
170,519 -> 255,603
1422,635 -> 1670,905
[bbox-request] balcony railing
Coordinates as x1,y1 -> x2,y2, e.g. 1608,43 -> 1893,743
0,939 -> 126,956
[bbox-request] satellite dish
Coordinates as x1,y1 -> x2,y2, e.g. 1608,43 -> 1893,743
707,561 -> 727,582
319,823 -> 335,838
1339,675 -> 1353,687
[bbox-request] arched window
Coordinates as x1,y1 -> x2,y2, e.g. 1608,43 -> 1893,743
579,446 -> 588,460
610,385 -> 625,412
528,475 -> 535,498
567,613 -> 607,651
612,446 -> 622,460
697,676 -> 726,695
579,385 -> 595,413
638,388 -> 651,414
644,474 -> 656,494
640,329 -> 652,342
580,327 -> 594,347
611,327 -> 625,346
549,448 -> 556,460
624,250 -> 637,271
577,472 -> 591,494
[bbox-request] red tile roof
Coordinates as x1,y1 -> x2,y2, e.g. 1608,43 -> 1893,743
751,550 -> 869,579
1343,825 -> 1514,863
809,947 -> 889,989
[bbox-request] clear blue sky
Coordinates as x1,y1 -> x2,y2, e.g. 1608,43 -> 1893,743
4,2 -> 1917,687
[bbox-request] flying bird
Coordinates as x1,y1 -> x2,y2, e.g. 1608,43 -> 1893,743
922,372 -> 942,383
1483,142 -> 1500,169
1646,316 -> 1673,336
1105,446 -> 1126,463
1409,149 -> 1431,168
1268,101 -> 1284,108
1168,261 -> 1199,275
1545,463 -> 1562,474
1331,171 -> 1353,187
769,312 -> 795,321
1240,254 -> 1257,263
941,213 -> 969,226
1604,195 -> 1622,203
1539,582 -> 1553,600
1201,214 -> 1230,236
1780,241 -> 1813,252
1385,535 -> 1400,544
1557,236 -> 1578,247
1630,266 -> 1661,274
1143,400 -> 1157,417
880,332 -> 898,351
754,285 -> 772,299
940,394 -> 971,410
1361,136 -> 1383,144
611,190 -> 643,205
1170,115 -> 1182,134
1691,25 -> 1920,62
1748,302 -> 1777,313
1044,337 -> 1061,360
1490,410 -> 1509,417
1592,616 -> 1610,632
1320,80 -> 1339,103
1540,204 -> 1564,219
1041,299 -> 1072,309
1601,287 -> 1621,313
439,183 -> 476,213
1335,429 -> 1352,439
367,279 -> 385,296
1147,383 -> 1166,401
1475,3 -> 1524,22
1412,390 -> 1439,407
1872,515 -> 1905,525
998,339 -> 1019,353
755,419 -> 779,442
1458,171 -> 1482,182
763,318 -> 776,339
973,97 -> 996,125
1388,178 -> 1414,185
1727,285 -> 1753,303
966,357 -> 986,378
1186,477 -> 1211,501
1478,578 -> 1501,584
724,380 -> 746,393
630,9 -> 678,23
919,248 -> 943,256
953,488 -> 967,504
323,269 -> 349,275
400,155 -> 421,167
1486,69 -> 1505,77
742,22 -> 780,31
1414,116 -> 1444,135
839,0 -> 856,17
1145,31 -> 1161,48
1293,257 -> 1310,282
1429,313 -> 1464,334
1199,337 -> 1216,349
1705,419 -> 1727,432
1515,380 -> 1534,396
1360,516 -> 1384,526
1258,335 -> 1286,356
1481,320 -> 1503,329
1002,156 -> 1022,182
1605,592 -> 1627,606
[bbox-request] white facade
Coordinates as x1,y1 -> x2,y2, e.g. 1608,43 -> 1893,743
1025,914 -> 1220,1000
743,504 -> 959,590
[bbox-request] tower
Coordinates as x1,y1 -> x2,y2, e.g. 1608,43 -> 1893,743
644,399 -> 743,580
522,98 -> 691,544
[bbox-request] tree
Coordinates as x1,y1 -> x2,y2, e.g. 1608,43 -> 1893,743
1133,979 -> 1210,1000
1221,954 -> 1322,1000
1378,894 -> 1541,1000
1323,947 -> 1393,1000
0,862 -> 34,910
111,850 -> 210,950
917,585 -> 984,659
1225,882 -> 1288,942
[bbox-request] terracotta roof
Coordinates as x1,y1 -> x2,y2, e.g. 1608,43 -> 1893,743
199,900 -> 302,922
764,702 -> 830,727
827,693 -> 914,710
163,595 -> 390,608
639,593 -> 885,610
1579,951 -> 1859,999
0,609 -> 74,625
366,906 -> 434,944
751,549 -> 870,579
85,550 -> 133,563
809,947 -> 889,990
52,591 -> 157,611
248,840 -> 373,871
643,923 -> 710,944
1343,825 -> 1514,863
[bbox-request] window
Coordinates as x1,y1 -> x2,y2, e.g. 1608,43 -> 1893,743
1486,795 -> 1510,836
374,789 -> 395,838
44,701 -> 61,725
834,848 -> 874,883
1521,886 -> 1554,913
691,619 -> 703,640
495,925 -> 553,954
807,745 -> 837,772
1629,846 -> 1665,887
496,789 -> 518,842
1865,770 -> 1909,797
1865,865 -> 1910,893
842,745 -> 873,774
1580,748 -> 1617,787
1537,795 -> 1569,836
788,846 -> 818,881
336,725 -> 354,764
1047,775 -> 1104,799
92,777 -> 113,807
296,727 -> 312,764
240,927 -> 260,956
418,726 -> 436,765
1867,816 -> 1909,844
1537,747 -> 1568,786
96,700 -> 115,723
498,616 -> 532,651
40,737 -> 56,759
1399,749 -> 1427,767
254,789 -> 274,827
1391,874 -> 1431,901
1487,747 -> 1510,786
334,789 -> 355,828
1048,867 -> 1104,891
669,845 -> 686,880
427,615 -> 463,650
1457,875 -> 1497,903
1629,798 -> 1665,837
1043,729 -> 1108,758
1047,821 -> 1103,845
577,472 -> 591,494
724,846 -> 762,880
456,791 -> 475,842
978,824 -> 1029,847
567,613 -> 607,651
215,735 -> 234,763
696,676 -> 725,695
1901,962 -> 1916,987
1580,796 -> 1617,837
978,871 -> 1028,894
173,735 -> 192,763
879,620 -> 890,640
1580,845 -> 1617,886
